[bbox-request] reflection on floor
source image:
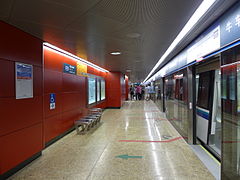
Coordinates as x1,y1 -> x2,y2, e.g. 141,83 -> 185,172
9,101 -> 214,180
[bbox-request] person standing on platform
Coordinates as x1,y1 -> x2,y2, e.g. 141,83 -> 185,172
136,85 -> 142,100
130,86 -> 134,100
134,86 -> 138,100
141,86 -> 145,100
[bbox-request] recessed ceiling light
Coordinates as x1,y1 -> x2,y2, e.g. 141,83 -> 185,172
126,70 -> 131,72
127,33 -> 141,38
110,52 -> 121,55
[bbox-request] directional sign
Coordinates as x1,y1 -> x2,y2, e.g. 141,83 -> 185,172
115,154 -> 143,160
63,63 -> 76,75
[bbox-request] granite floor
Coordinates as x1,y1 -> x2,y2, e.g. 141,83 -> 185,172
9,101 -> 215,180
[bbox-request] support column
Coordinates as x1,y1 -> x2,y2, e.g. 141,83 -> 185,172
187,66 -> 196,144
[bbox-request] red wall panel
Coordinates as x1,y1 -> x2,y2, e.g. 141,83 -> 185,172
62,74 -> 82,92
0,21 -> 42,66
62,92 -> 81,112
44,70 -> 62,93
43,48 -> 107,144
44,114 -> 62,143
0,59 -> 15,97
33,66 -> 43,96
106,72 -> 122,108
0,21 -> 43,175
0,96 -> 43,136
0,123 -> 43,174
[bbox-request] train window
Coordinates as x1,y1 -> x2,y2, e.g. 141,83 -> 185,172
222,48 -> 235,65
222,74 -> 227,99
174,78 -> 183,101
197,71 -> 211,109
238,65 -> 240,113
229,75 -> 236,101
175,79 -> 180,100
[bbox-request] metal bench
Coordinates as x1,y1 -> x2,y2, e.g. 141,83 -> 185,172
74,108 -> 103,134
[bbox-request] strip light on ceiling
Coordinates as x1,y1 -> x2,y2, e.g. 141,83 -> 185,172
43,42 -> 109,73
142,0 -> 217,83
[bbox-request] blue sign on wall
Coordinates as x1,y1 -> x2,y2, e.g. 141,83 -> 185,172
63,63 -> 76,75
50,93 -> 56,110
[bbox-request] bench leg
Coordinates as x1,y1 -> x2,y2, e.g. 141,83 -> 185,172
75,124 -> 81,134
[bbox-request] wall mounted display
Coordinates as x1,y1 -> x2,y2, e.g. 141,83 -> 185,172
88,77 -> 96,104
101,79 -> 106,100
88,74 -> 106,105
97,79 -> 100,102
15,62 -> 33,99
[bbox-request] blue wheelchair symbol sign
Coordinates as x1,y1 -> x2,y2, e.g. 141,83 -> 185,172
50,93 -> 56,110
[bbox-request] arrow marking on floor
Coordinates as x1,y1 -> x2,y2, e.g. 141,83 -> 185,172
115,154 -> 143,160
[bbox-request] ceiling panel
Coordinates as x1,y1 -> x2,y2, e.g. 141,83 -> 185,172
67,13 -> 127,37
0,0 -> 237,82
0,0 -> 14,19
9,0 -> 92,28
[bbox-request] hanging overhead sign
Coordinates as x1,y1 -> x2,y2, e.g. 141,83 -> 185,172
15,62 -> 33,99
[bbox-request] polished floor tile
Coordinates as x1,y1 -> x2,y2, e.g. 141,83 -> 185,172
9,101 -> 214,180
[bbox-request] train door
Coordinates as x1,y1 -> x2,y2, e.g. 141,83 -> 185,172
195,57 -> 221,157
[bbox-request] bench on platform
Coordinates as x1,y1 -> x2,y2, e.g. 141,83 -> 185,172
74,108 -> 103,134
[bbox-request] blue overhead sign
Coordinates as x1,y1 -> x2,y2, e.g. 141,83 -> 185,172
63,63 -> 76,75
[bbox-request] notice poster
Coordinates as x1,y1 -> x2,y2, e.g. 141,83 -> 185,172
15,62 -> 33,99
